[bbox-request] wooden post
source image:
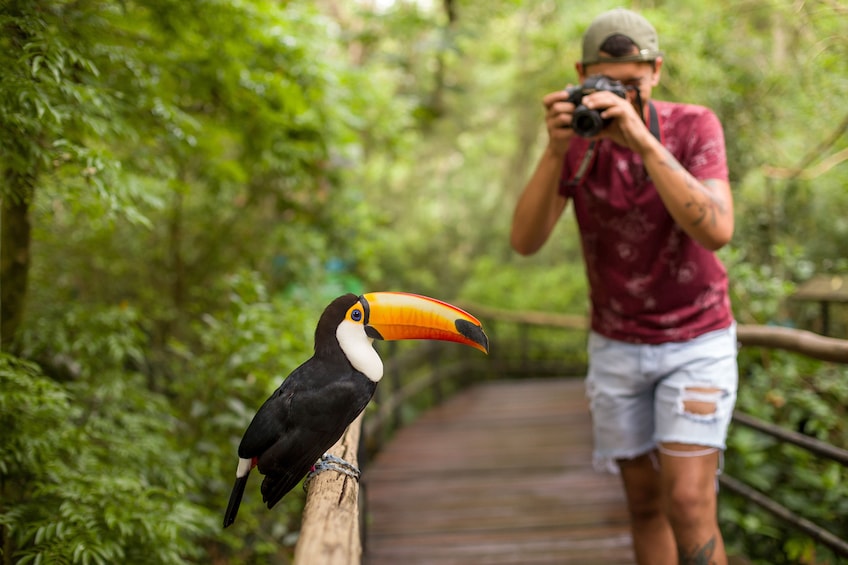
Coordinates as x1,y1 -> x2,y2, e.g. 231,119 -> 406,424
820,300 -> 830,336
519,322 -> 529,373
294,414 -> 363,565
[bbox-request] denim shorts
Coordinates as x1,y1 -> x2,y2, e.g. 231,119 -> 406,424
585,323 -> 739,474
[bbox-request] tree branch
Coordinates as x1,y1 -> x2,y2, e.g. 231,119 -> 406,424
763,112 -> 848,180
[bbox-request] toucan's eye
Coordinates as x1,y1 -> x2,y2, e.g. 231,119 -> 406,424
350,308 -> 363,322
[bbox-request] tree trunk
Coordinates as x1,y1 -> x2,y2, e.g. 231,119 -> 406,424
1,186 -> 32,352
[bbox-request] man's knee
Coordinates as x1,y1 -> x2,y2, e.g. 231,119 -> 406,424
618,452 -> 665,519
662,468 -> 717,529
628,497 -> 665,523
666,478 -> 712,514
658,445 -> 721,527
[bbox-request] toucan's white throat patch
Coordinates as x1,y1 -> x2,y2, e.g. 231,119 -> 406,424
336,320 -> 383,382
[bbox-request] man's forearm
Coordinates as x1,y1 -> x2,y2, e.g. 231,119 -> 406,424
510,146 -> 569,255
641,140 -> 734,250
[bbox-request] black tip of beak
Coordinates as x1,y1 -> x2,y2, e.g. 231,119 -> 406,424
365,326 -> 383,340
456,319 -> 489,353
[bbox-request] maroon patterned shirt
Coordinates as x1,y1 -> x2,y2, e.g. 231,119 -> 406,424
559,100 -> 733,344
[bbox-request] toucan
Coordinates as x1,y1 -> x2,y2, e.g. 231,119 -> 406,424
223,291 -> 488,527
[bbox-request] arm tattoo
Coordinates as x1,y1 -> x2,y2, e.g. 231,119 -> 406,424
658,147 -> 727,228
679,535 -> 717,565
685,178 -> 727,227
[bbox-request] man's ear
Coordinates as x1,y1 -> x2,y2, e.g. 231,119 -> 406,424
575,62 -> 587,82
650,56 -> 663,86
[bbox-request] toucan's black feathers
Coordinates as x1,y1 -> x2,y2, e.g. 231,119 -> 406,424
223,475 -> 249,528
313,294 -> 358,357
223,292 -> 486,528
223,293 -> 374,527
237,356 -> 376,504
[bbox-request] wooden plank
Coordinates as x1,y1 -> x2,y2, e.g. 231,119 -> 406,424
363,378 -> 635,565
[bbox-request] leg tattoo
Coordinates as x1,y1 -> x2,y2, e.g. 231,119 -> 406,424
679,535 -> 717,565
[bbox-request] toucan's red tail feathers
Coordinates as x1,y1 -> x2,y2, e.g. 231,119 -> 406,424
223,475 -> 249,528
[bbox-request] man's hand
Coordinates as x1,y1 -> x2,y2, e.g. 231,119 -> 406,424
541,90 -> 578,157
578,90 -> 656,154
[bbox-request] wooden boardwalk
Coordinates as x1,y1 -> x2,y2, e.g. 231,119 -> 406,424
363,378 -> 635,565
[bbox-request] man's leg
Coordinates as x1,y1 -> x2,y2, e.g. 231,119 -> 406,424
659,444 -> 727,565
585,331 -> 671,563
651,325 -> 738,564
618,451 -> 677,565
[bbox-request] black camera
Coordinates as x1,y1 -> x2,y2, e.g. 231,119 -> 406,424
564,75 -> 628,138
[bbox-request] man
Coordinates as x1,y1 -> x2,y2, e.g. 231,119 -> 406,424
510,8 -> 738,565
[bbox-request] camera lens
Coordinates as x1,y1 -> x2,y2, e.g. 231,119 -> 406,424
572,106 -> 605,138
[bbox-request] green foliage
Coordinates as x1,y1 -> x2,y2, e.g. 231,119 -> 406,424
461,248 -> 588,314
4,0 -> 376,561
0,354 -> 209,564
721,244 -> 813,324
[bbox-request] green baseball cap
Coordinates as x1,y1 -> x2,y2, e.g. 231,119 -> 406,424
581,8 -> 663,65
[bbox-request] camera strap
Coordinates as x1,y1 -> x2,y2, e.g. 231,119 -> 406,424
566,100 -> 661,189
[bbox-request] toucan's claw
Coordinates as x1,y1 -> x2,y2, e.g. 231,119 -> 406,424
303,453 -> 362,492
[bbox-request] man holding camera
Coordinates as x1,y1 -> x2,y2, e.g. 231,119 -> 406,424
511,8 -> 737,565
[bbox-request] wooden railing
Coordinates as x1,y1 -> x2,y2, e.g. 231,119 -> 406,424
722,325 -> 848,559
293,305 -> 848,563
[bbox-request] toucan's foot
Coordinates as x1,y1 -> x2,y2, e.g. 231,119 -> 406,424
303,453 -> 361,491
318,453 -> 361,476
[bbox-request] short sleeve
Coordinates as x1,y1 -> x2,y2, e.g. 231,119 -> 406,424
680,107 -> 729,183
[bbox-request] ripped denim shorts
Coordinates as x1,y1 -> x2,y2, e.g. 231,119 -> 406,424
585,323 -> 739,474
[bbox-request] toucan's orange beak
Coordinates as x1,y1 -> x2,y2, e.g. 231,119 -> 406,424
359,292 -> 488,354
